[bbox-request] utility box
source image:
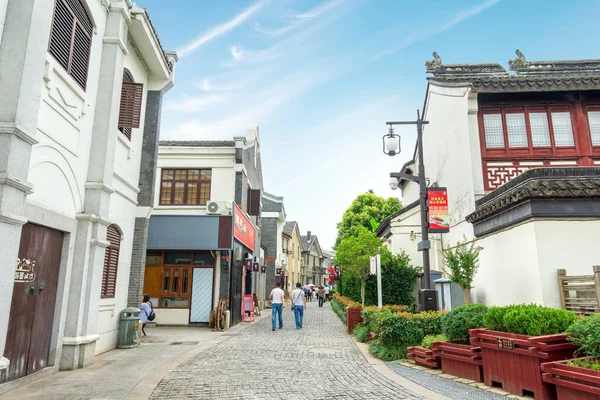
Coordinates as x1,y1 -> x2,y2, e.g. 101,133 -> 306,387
419,289 -> 439,312
434,278 -> 464,311
117,307 -> 140,349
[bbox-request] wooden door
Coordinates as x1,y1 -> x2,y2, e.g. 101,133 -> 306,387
230,261 -> 242,326
3,224 -> 63,381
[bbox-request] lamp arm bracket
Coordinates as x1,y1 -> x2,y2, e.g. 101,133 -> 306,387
390,172 -> 421,183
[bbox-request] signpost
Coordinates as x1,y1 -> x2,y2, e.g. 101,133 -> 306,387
370,256 -> 377,275
376,251 -> 382,308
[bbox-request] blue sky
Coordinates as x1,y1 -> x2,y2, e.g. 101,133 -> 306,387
136,0 -> 599,251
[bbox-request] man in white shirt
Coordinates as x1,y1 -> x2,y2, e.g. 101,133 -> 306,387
291,283 -> 307,329
269,282 -> 285,331
325,285 -> 330,302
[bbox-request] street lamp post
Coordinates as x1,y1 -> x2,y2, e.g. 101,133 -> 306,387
383,109 -> 438,311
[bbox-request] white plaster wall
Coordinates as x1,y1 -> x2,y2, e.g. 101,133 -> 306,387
154,309 -> 189,325
153,149 -> 236,215
472,222 -> 544,306
534,220 -> 600,308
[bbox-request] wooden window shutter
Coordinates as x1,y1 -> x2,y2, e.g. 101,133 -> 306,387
48,0 -> 74,71
247,188 -> 261,216
118,82 -> 144,129
101,225 -> 121,299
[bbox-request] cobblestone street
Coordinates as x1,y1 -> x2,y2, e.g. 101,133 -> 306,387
151,302 -> 423,400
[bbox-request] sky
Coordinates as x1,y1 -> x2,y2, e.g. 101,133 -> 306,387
136,0 -> 599,251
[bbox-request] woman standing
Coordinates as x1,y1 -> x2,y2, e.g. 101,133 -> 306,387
140,294 -> 153,336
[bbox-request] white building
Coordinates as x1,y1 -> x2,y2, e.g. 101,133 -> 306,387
0,0 -> 176,390
378,51 -> 600,308
144,126 -> 264,327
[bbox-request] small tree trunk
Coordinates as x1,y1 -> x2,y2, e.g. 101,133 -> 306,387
462,288 -> 469,305
360,278 -> 366,307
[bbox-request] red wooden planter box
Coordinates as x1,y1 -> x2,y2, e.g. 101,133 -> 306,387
407,346 -> 440,369
470,328 -> 579,400
542,357 -> 600,400
432,341 -> 483,382
346,307 -> 363,333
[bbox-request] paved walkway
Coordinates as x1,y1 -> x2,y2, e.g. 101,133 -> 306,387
150,302 -> 425,400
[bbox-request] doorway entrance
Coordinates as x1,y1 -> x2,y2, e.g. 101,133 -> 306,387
3,223 -> 63,382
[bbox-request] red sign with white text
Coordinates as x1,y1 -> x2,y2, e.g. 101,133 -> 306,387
427,187 -> 450,233
234,204 -> 256,251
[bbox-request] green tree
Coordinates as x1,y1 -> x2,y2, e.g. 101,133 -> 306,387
335,227 -> 387,306
335,191 -> 401,248
442,241 -> 482,304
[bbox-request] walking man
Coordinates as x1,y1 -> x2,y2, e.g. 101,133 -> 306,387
318,286 -> 325,307
269,282 -> 285,331
292,283 -> 306,329
325,285 -> 330,302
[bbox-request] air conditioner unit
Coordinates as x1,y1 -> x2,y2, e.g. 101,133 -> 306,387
206,201 -> 232,215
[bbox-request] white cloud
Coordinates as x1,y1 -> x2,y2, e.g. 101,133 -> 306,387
197,79 -> 244,92
165,95 -> 227,113
254,22 -> 294,36
222,44 -> 282,67
231,46 -> 245,61
177,0 -> 268,57
370,0 -> 501,61
296,0 -> 345,19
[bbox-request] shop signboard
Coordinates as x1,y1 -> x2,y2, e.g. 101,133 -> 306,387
233,203 -> 256,251
253,262 -> 259,272
427,187 -> 450,233
244,258 -> 252,270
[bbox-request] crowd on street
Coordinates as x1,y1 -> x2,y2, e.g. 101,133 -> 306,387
268,282 -> 332,331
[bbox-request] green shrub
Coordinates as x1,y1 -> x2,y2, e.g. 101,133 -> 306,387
411,311 -> 446,337
368,339 -> 407,361
566,314 -> 600,358
353,324 -> 370,343
329,289 -> 338,295
484,304 -> 577,336
443,304 -> 488,344
378,313 -> 424,350
422,334 -> 447,350
330,298 -> 347,324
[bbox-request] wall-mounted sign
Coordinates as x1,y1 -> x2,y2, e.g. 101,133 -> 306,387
260,265 -> 266,273
427,187 -> 450,233
244,258 -> 253,271
233,203 -> 256,251
252,262 -> 259,272
15,258 -> 36,283
276,268 -> 282,276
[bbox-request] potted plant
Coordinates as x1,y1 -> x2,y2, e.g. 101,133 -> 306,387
541,313 -> 600,399
432,303 -> 487,382
442,241 -> 482,304
470,304 -> 578,399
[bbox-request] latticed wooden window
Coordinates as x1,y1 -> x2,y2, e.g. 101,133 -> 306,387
159,169 -> 212,206
118,70 -> 135,140
117,69 -> 144,140
101,225 -> 121,299
48,0 -> 93,90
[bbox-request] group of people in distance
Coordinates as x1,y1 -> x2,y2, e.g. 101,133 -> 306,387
268,282 -> 332,331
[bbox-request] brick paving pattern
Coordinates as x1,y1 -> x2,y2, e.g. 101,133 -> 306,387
151,303 -> 422,400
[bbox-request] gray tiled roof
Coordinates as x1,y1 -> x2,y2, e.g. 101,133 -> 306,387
159,140 -> 235,147
300,235 -> 315,251
283,221 -> 296,237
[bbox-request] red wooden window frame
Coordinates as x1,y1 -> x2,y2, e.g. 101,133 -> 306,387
101,225 -> 121,299
479,105 -> 579,160
585,105 -> 600,153
159,169 -> 212,206
48,0 -> 93,91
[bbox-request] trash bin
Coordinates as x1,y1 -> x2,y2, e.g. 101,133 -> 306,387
117,307 -> 140,349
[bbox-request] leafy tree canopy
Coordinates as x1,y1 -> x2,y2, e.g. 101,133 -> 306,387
335,190 -> 402,248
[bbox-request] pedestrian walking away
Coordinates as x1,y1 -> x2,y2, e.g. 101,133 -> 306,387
325,285 -> 330,302
140,294 -> 154,336
269,282 -> 285,331
292,282 -> 306,328
318,286 -> 325,307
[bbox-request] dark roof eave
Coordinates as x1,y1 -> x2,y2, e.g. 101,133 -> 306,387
375,200 -> 420,237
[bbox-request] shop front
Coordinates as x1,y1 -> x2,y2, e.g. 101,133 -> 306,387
144,215 -> 232,324
231,204 -> 258,326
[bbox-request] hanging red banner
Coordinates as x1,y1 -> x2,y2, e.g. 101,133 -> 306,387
233,203 -> 256,251
427,187 -> 450,233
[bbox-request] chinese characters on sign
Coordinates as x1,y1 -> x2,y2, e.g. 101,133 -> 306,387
233,203 -> 256,251
427,187 -> 450,233
497,337 -> 515,350
15,258 -> 36,283
244,258 -> 253,271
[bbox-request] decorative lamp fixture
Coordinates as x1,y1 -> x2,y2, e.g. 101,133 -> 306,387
410,231 -> 417,241
382,125 -> 401,156
389,176 -> 399,190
